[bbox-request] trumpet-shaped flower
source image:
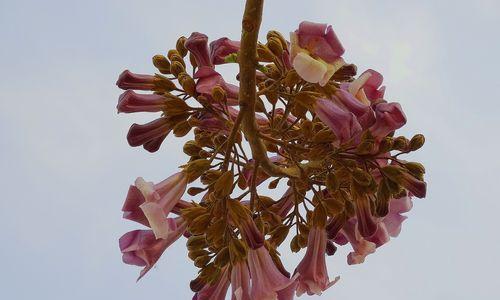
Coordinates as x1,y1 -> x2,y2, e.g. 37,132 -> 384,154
295,227 -> 339,296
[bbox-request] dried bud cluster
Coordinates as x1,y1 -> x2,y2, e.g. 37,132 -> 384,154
115,14 -> 427,300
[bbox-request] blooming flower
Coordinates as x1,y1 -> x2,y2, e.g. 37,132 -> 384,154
122,173 -> 188,239
369,102 -> 407,140
127,117 -> 171,152
295,227 -> 339,296
210,37 -> 241,65
247,246 -> 297,300
347,69 -> 386,104
119,217 -> 187,280
314,98 -> 362,145
290,21 -> 345,86
340,219 -> 376,265
332,89 -> 375,129
383,195 -> 413,237
117,90 -> 167,113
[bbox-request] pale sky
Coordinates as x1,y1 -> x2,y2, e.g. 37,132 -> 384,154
1,0 -> 499,299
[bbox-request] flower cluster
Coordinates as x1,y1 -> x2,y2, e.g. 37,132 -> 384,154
116,15 -> 427,299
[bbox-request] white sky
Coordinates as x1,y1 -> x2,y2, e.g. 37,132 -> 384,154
1,0 -> 499,299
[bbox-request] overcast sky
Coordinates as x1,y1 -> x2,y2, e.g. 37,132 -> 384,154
1,0 -> 499,299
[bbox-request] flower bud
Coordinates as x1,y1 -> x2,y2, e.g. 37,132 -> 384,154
393,136 -> 410,151
170,61 -> 185,77
152,55 -> 171,74
409,134 -> 425,151
211,85 -> 227,102
185,159 -> 212,182
183,140 -> 202,156
214,171 -> 234,198
176,36 -> 188,57
178,72 -> 196,96
267,37 -> 284,56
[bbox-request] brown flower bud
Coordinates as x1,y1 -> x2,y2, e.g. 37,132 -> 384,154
188,249 -> 209,261
187,235 -> 207,250
352,168 -> 373,187
201,170 -> 223,185
186,159 -> 211,182
190,214 -> 211,235
405,162 -> 426,179
266,30 -> 288,50
173,120 -> 192,137
283,69 -> 301,87
178,72 -> 196,96
187,187 -> 206,196
194,255 -> 211,268
170,61 -> 185,77
154,74 -> 177,91
409,134 -> 425,151
257,43 -> 275,62
267,37 -> 284,57
290,235 -> 301,253
211,86 -> 227,102
152,54 -> 171,74
183,140 -> 202,156
167,49 -> 180,61
378,136 -> 394,153
214,171 -> 234,198
393,136 -> 410,151
164,97 -> 190,116
326,172 -> 340,192
176,36 -> 188,57
269,225 -> 289,246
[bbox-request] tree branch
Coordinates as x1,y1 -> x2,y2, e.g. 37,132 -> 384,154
238,0 -> 300,178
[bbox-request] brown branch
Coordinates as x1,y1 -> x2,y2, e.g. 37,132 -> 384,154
238,0 -> 300,178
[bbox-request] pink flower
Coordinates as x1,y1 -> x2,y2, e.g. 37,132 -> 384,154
185,32 -> 213,68
116,70 -> 156,90
354,196 -> 378,238
290,21 -> 345,86
119,217 -> 187,280
341,219 -> 376,265
231,261 -> 251,300
347,69 -> 386,104
247,246 -> 297,300
295,227 -> 339,296
382,195 -> 413,237
194,67 -> 239,105
193,267 -> 230,300
123,173 -> 187,239
210,37 -> 241,65
117,90 -> 167,113
369,102 -> 407,140
127,117 -> 171,152
314,98 -> 362,145
332,89 -> 375,129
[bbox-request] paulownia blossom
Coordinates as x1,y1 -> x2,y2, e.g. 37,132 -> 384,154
290,21 -> 346,86
115,1 -> 428,298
